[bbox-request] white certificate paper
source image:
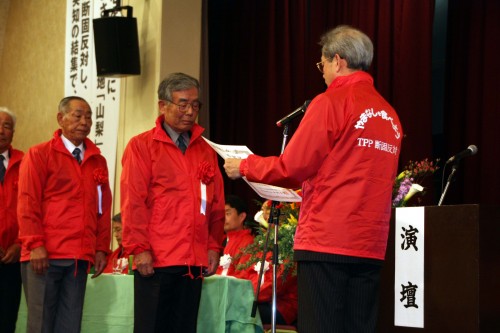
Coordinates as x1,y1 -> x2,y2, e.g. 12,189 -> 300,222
203,137 -> 302,202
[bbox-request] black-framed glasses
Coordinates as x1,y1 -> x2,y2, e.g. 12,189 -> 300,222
166,100 -> 202,112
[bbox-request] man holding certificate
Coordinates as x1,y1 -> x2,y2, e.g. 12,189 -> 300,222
224,26 -> 403,333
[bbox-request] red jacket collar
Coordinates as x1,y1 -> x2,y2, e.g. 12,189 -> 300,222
328,71 -> 374,91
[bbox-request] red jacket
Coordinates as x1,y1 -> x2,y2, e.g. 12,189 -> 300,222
240,257 -> 298,325
18,130 -> 112,263
0,147 -> 23,253
103,245 -> 128,274
216,229 -> 255,276
216,228 -> 298,325
121,116 -> 225,268
244,71 -> 402,260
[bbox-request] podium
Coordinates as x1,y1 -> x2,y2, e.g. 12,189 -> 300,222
377,205 -> 500,332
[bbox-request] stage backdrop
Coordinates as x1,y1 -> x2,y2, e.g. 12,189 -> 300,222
206,0 -> 499,209
207,0 -> 434,211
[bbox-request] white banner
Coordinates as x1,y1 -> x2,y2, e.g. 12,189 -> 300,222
394,207 -> 425,328
64,0 -> 120,195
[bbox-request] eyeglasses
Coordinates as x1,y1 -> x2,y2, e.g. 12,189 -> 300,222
316,60 -> 328,73
166,100 -> 202,113
316,55 -> 342,73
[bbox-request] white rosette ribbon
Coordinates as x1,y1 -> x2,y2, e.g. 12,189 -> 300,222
254,260 -> 270,286
219,254 -> 232,276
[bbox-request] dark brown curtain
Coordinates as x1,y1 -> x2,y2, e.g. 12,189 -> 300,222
207,0 -> 436,211
444,0 -> 500,205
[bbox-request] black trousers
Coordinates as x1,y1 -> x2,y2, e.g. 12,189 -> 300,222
258,302 -> 288,326
297,261 -> 382,333
0,262 -> 22,333
133,266 -> 203,333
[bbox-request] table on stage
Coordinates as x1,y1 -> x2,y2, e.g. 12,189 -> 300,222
15,274 -> 263,333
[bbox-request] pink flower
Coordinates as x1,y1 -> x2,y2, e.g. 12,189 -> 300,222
197,162 -> 214,185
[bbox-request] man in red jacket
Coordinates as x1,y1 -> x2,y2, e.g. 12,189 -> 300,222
225,26 -> 402,333
216,195 -> 297,326
0,107 -> 23,333
121,73 -> 225,333
18,96 -> 112,333
103,213 -> 128,274
216,194 -> 258,277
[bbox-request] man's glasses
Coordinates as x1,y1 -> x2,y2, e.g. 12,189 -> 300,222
166,100 -> 202,112
316,55 -> 341,73
316,60 -> 329,73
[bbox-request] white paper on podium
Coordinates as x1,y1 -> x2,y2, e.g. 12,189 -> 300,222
203,137 -> 302,202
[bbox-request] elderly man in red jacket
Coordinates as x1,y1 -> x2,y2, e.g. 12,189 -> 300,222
18,96 -> 112,333
0,107 -> 24,333
121,72 -> 225,333
225,26 -> 402,333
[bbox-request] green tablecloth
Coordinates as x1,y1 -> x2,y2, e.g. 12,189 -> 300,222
16,274 -> 263,333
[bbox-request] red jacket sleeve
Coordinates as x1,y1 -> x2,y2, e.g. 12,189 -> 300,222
120,137 -> 153,255
17,146 -> 47,251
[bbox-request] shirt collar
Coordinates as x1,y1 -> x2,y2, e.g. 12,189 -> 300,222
0,150 -> 8,166
60,134 -> 85,155
162,121 -> 190,145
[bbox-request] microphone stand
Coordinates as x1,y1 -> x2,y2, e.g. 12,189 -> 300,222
438,162 -> 459,206
251,124 -> 290,333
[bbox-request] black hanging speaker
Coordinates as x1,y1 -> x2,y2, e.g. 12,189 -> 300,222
93,16 -> 141,77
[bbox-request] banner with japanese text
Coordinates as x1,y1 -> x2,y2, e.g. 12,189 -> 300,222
64,0 -> 120,195
395,207 -> 425,328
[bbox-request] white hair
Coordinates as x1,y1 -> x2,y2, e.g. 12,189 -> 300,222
0,106 -> 17,129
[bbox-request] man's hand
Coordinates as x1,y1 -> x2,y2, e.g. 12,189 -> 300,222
204,249 -> 220,277
0,243 -> 21,264
91,251 -> 107,279
135,250 -> 154,277
30,246 -> 49,275
224,158 -> 243,180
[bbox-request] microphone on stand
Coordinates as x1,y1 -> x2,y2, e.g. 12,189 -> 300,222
276,100 -> 311,127
438,144 -> 478,206
445,145 -> 478,164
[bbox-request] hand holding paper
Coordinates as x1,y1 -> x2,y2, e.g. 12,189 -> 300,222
224,158 -> 243,179
203,137 -> 301,202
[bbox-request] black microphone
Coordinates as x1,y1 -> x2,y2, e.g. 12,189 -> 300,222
446,144 -> 478,164
276,100 -> 311,127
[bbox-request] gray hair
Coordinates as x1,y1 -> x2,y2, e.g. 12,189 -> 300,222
157,73 -> 200,101
58,96 -> 90,115
0,107 -> 17,129
319,25 -> 374,71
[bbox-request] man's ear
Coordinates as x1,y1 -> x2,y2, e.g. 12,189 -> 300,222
56,112 -> 64,126
158,100 -> 168,115
239,212 -> 248,225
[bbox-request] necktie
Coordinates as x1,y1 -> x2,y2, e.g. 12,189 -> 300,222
72,148 -> 82,164
0,155 -> 5,183
176,135 -> 187,154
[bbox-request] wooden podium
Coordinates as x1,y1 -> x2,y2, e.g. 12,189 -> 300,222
377,205 -> 500,332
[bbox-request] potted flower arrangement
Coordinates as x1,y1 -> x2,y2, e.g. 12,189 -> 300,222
392,158 -> 439,207
236,193 -> 301,281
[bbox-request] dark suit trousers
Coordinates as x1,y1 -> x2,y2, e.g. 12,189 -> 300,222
133,266 -> 203,333
0,262 -> 22,333
297,261 -> 382,333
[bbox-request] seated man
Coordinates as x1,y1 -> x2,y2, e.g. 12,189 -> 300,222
217,195 -> 297,326
216,195 -> 256,276
104,213 -> 128,274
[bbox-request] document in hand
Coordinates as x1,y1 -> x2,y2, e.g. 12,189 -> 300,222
203,137 -> 302,203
